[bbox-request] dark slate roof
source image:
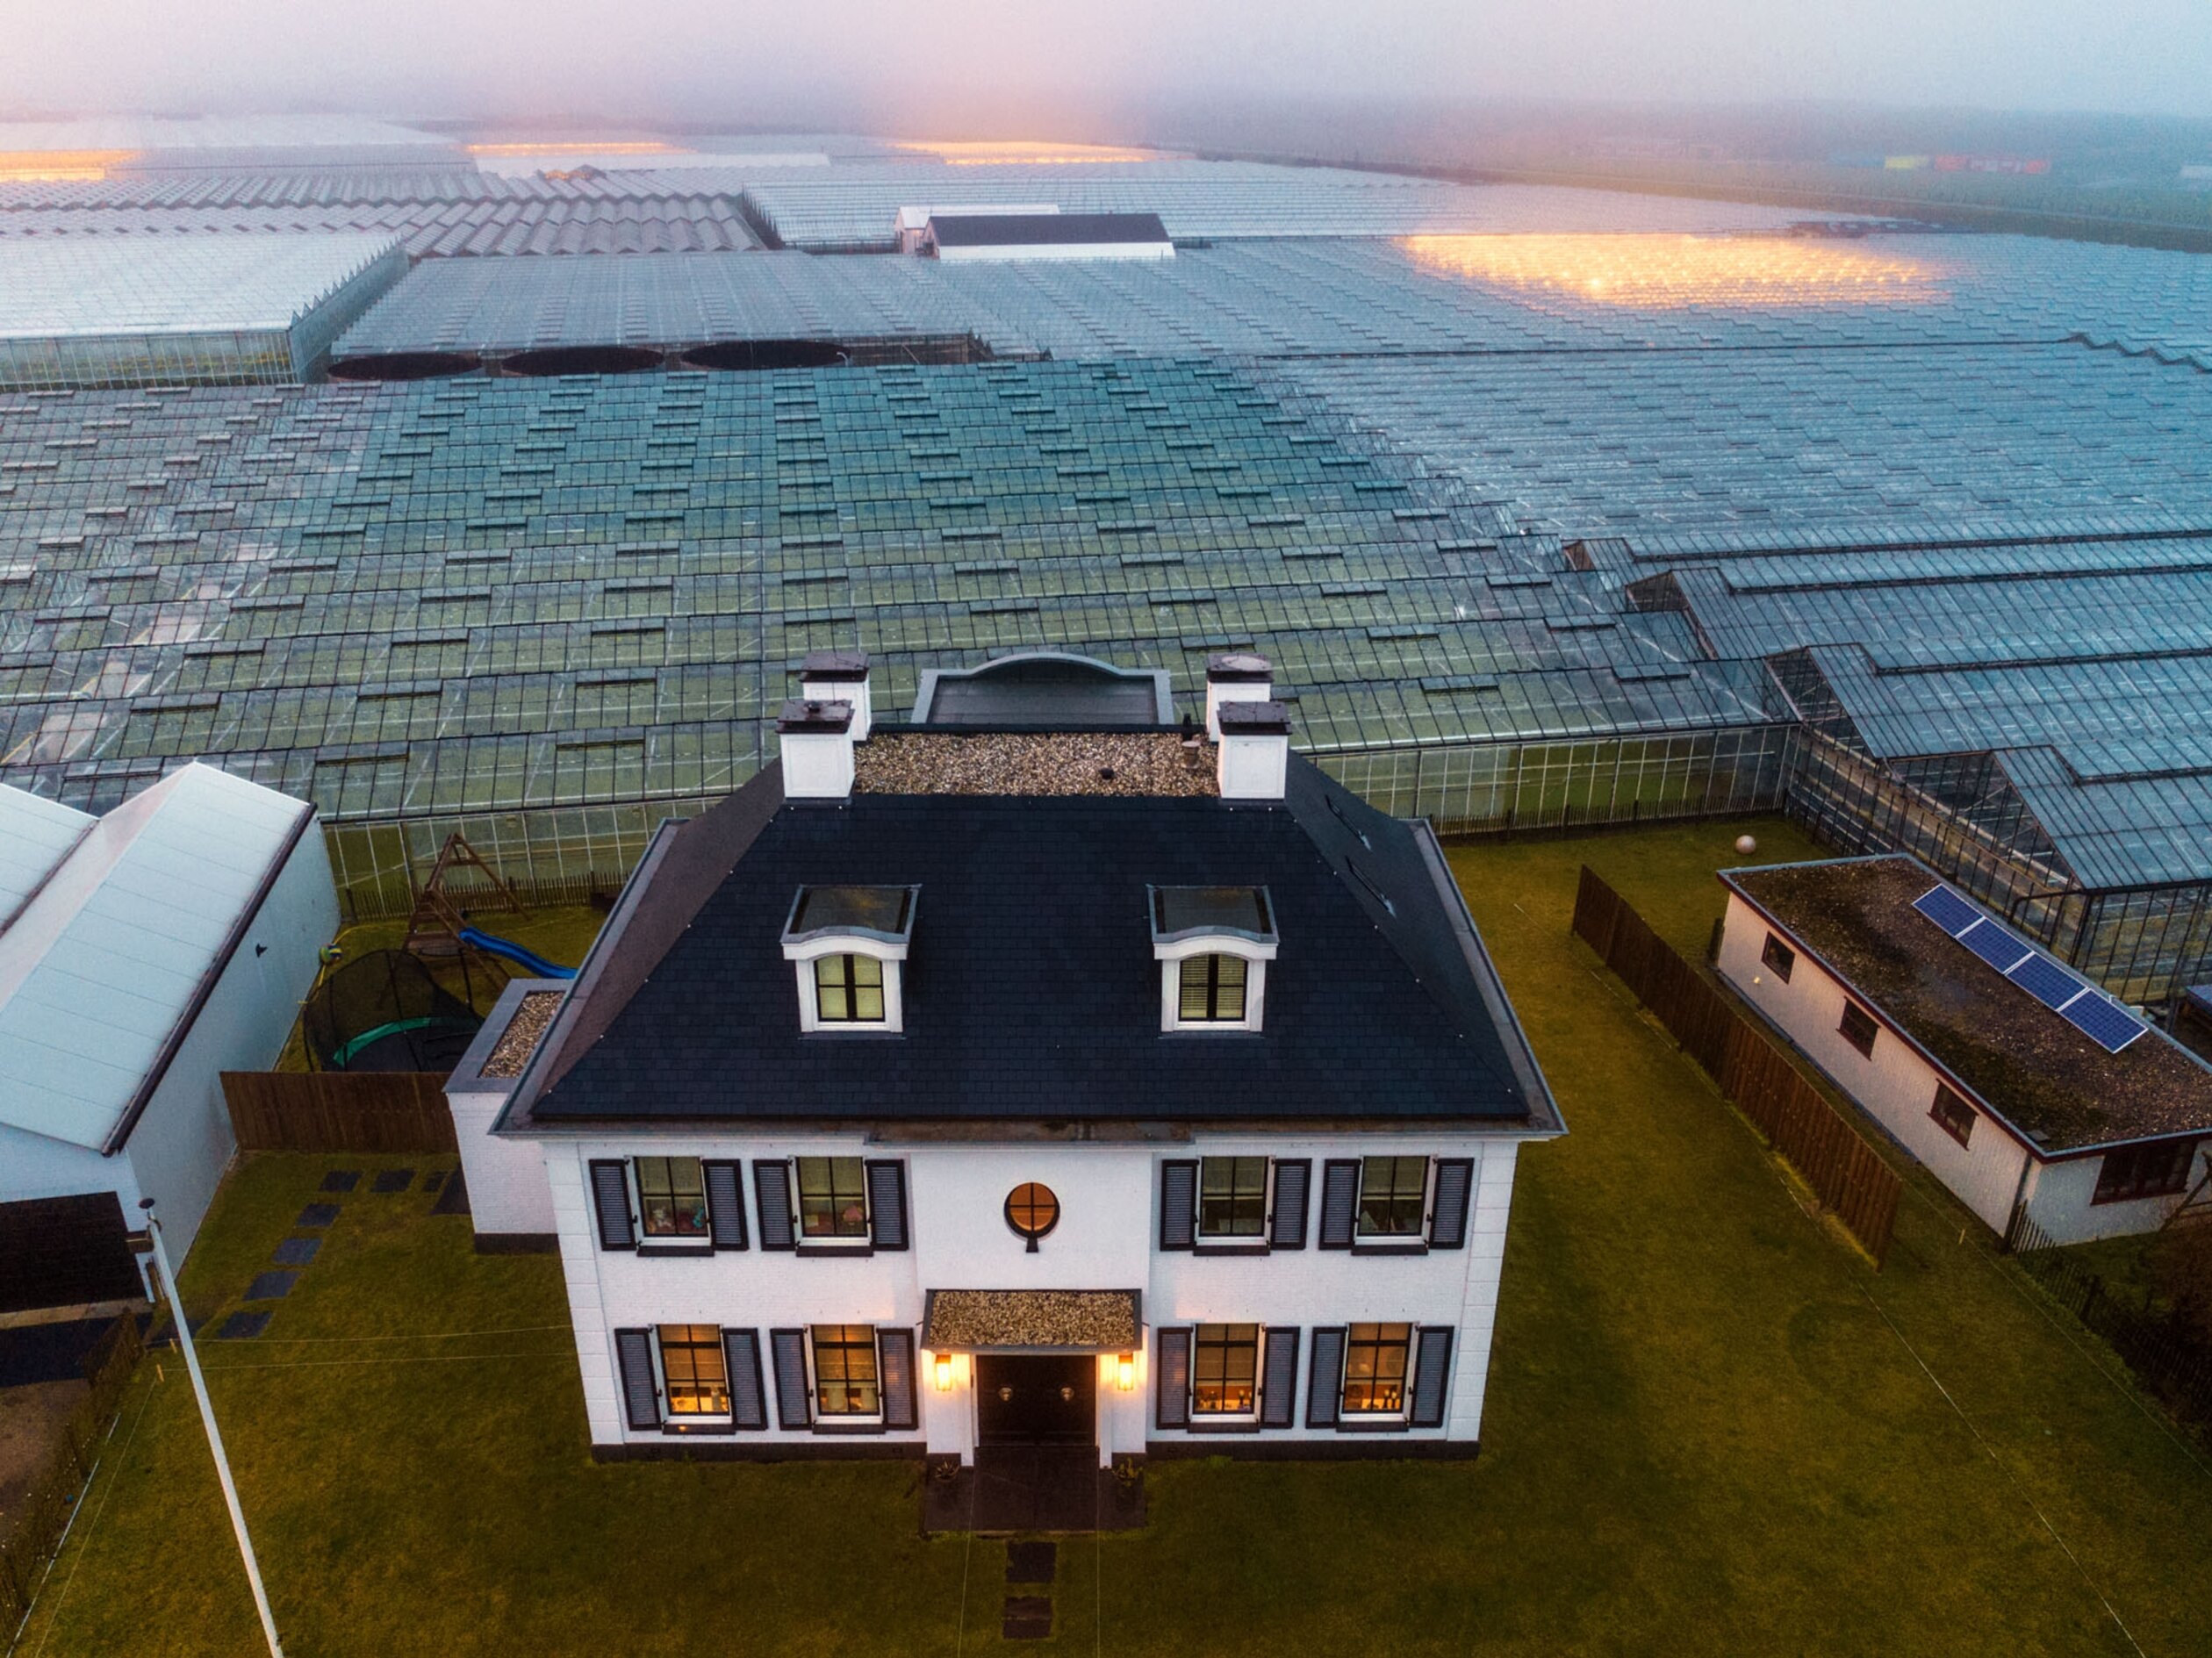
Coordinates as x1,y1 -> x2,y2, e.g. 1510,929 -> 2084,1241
928,212 -> 1171,248
507,754 -> 1555,1129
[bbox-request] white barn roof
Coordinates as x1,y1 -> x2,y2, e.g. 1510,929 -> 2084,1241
0,763 -> 314,1152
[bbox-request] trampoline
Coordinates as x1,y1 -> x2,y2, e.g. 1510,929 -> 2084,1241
302,950 -> 489,1074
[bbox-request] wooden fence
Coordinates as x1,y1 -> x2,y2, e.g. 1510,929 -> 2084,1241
0,1313 -> 144,1627
1572,865 -> 1902,1266
223,1072 -> 456,1153
2011,1215 -> 2212,1428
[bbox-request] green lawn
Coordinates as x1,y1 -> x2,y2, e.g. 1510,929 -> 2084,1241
18,815 -> 2212,1654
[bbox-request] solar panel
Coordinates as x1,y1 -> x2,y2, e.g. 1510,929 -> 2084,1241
1912,885 -> 1982,937
2007,952 -> 2086,1011
1958,919 -> 2032,974
2061,994 -> 2148,1054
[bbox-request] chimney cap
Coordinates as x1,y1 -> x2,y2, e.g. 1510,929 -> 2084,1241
777,698 -> 854,734
1206,651 -> 1273,683
799,649 -> 871,681
1217,699 -> 1291,736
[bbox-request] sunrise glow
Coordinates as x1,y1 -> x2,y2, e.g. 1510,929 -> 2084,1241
0,149 -> 140,182
893,140 -> 1160,166
1397,233 -> 1948,308
464,141 -> 685,156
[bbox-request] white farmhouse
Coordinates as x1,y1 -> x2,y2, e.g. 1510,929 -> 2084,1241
450,651 -> 1562,1476
1719,854 -> 2212,1245
0,764 -> 335,1311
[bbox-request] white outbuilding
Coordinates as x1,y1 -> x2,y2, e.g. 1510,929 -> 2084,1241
0,764 -> 336,1312
1719,854 -> 2212,1246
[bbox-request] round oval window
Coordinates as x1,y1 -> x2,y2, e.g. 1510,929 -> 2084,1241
1004,1182 -> 1060,1250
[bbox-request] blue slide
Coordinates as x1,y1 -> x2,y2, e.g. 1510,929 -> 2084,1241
458,927 -> 578,980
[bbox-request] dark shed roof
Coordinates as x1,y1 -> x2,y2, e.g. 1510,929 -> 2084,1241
506,753 -> 1555,1130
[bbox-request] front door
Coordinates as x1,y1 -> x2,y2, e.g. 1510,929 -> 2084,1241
975,1353 -> 1095,1446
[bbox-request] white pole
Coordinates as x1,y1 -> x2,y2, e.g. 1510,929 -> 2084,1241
140,1202 -> 285,1657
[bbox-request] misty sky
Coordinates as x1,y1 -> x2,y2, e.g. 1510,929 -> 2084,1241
8,0 -> 2210,125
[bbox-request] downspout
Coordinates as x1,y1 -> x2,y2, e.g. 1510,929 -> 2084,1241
2000,1149 -> 2037,1252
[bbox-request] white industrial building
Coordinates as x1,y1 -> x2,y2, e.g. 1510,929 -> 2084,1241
450,651 -> 1561,1475
0,233 -> 406,389
0,764 -> 336,1312
1719,855 -> 2212,1245
919,211 -> 1174,262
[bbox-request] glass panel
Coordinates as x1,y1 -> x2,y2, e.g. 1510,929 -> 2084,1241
1177,953 -> 1248,1022
1198,1156 -> 1268,1237
657,1324 -> 729,1415
797,1156 -> 870,1238
1192,1323 -> 1260,1413
815,952 -> 886,1023
1356,1157 -> 1428,1236
1341,1322 -> 1411,1413
636,1156 -> 709,1239
813,1324 -> 880,1416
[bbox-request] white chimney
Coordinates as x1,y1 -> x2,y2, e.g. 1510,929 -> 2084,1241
1205,652 -> 1273,741
1217,700 -> 1290,801
799,649 -> 873,740
779,700 -> 856,800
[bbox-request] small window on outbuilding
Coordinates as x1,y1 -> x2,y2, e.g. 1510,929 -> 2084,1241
1761,932 -> 1795,982
1929,1084 -> 1977,1147
2094,1138 -> 2200,1205
1151,885 -> 1277,1033
782,884 -> 918,1034
1838,1000 -> 1878,1058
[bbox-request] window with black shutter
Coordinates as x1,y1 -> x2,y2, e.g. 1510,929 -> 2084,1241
614,1328 -> 660,1431
722,1329 -> 768,1430
1154,1327 -> 1192,1429
1409,1327 -> 1453,1429
770,1328 -> 812,1428
1317,1160 -> 1360,1249
878,1328 -> 918,1430
865,1160 -> 908,1251
1305,1327 -> 1345,1427
1259,1327 -> 1300,1428
1159,1159 -> 1198,1251
755,1160 -> 796,1250
590,1160 -> 635,1251
1427,1159 -> 1474,1249
1269,1159 -> 1311,1249
703,1160 -> 748,1249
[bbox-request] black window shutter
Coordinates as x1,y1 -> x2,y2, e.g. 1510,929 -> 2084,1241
1306,1326 -> 1346,1427
703,1160 -> 748,1250
1159,1159 -> 1198,1251
879,1328 -> 918,1430
770,1327 -> 812,1429
1259,1327 -> 1301,1427
1317,1160 -> 1360,1249
722,1329 -> 767,1430
1410,1326 -> 1454,1428
1154,1327 -> 1192,1428
865,1160 -> 908,1251
1269,1159 -> 1311,1249
1428,1158 -> 1475,1250
589,1160 -> 635,1251
614,1328 -> 660,1431
754,1159 -> 795,1251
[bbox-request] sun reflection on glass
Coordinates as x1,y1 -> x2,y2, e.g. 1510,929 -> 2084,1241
892,140 -> 1161,166
0,150 -> 140,183
1397,234 -> 1947,309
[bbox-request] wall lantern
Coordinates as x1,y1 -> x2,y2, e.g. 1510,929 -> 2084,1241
1116,1353 -> 1135,1392
934,1353 -> 954,1392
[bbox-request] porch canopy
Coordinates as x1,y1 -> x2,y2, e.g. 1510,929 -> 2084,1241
923,1288 -> 1142,1353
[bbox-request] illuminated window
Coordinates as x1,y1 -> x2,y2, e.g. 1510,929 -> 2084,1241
1004,1182 -> 1059,1249
1192,1324 -> 1259,1415
815,953 -> 885,1023
797,1157 -> 869,1239
1341,1324 -> 1411,1414
812,1324 -> 880,1416
635,1156 -> 709,1240
1178,953 -> 1247,1022
657,1324 -> 729,1417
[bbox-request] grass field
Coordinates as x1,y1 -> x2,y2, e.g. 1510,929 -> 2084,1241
15,815 -> 2212,1654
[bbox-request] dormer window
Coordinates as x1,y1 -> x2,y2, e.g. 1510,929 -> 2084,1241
783,884 -> 918,1034
1152,885 -> 1277,1034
